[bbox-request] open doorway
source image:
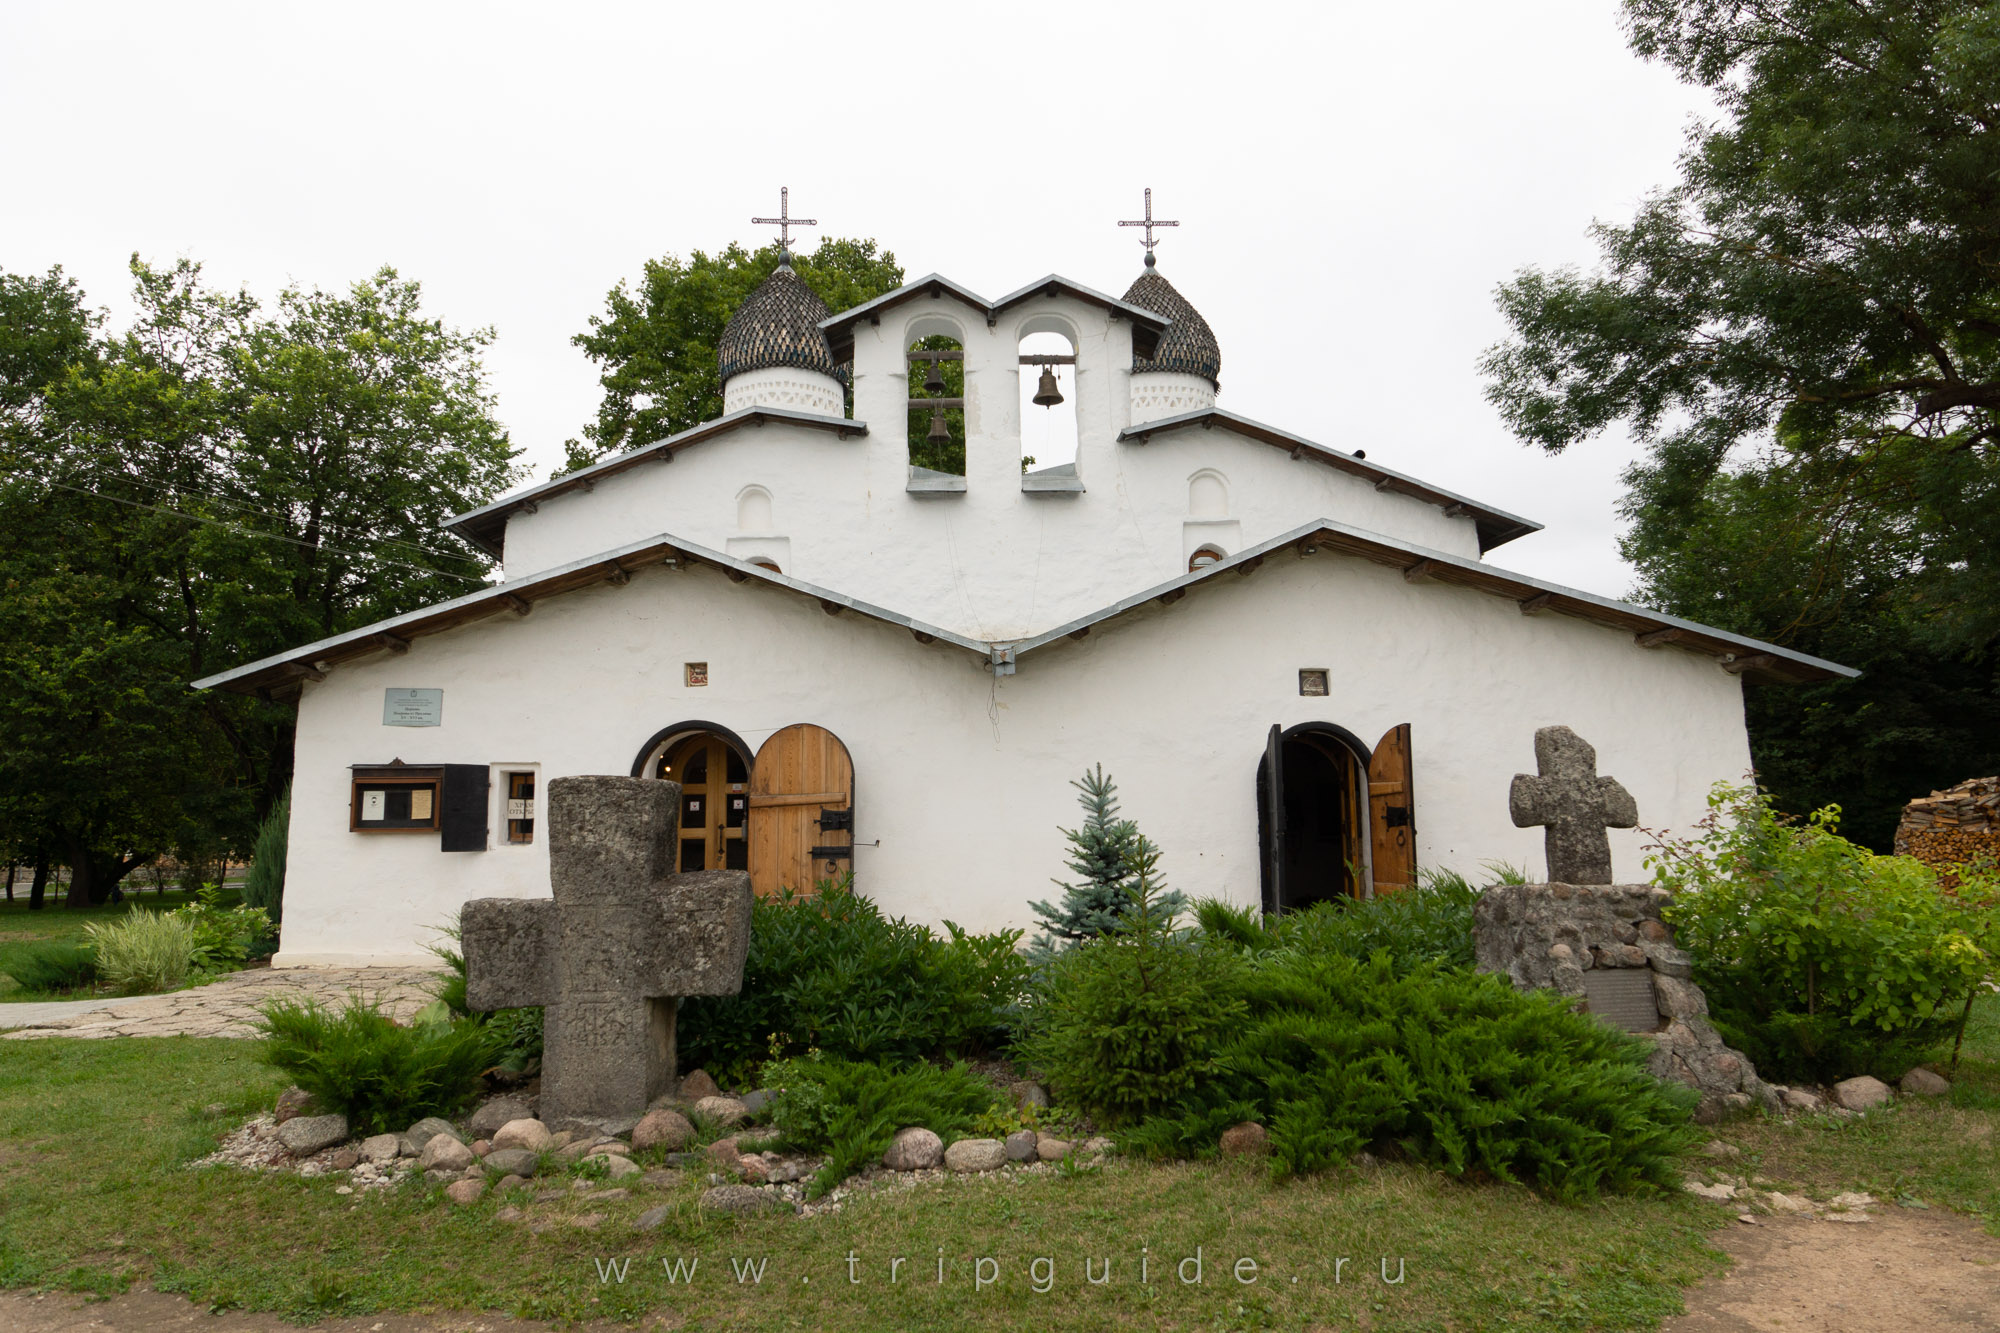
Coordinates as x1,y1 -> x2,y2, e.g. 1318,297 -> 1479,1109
631,722 -> 754,873
1258,725 -> 1369,911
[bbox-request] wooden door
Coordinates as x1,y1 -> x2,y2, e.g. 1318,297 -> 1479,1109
659,734 -> 749,872
1367,723 -> 1415,895
1261,723 -> 1286,913
748,724 -> 854,897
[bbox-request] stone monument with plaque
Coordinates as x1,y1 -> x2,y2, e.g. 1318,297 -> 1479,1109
461,775 -> 754,1131
1475,726 -> 1775,1120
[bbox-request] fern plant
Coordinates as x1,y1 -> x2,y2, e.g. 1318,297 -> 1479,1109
761,1055 -> 1002,1197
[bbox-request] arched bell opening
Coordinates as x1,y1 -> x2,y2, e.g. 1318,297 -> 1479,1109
630,721 -> 756,873
907,327 -> 966,477
1017,326 -> 1079,474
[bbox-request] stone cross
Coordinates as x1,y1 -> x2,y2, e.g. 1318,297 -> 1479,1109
461,776 -> 753,1129
1508,725 -> 1639,885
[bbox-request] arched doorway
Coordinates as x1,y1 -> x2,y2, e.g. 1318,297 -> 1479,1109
1257,722 -> 1416,912
630,722 -> 755,873
748,723 -> 855,898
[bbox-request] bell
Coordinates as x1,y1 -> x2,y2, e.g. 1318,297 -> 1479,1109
926,405 -> 950,444
923,357 -> 946,395
1033,365 -> 1064,408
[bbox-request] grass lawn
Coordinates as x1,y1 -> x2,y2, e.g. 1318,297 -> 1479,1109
0,997 -> 1991,1330
0,885 -> 250,1002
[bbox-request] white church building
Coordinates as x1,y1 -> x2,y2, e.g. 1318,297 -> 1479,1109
197,224 -> 1854,968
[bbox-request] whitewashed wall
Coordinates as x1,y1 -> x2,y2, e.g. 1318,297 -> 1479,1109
495,290 -> 1487,640
276,551 -> 1749,967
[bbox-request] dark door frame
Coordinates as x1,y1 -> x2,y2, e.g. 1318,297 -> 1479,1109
1258,722 -> 1375,914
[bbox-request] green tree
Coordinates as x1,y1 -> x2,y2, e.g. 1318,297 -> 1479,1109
1027,766 -> 1187,962
1482,0 -> 2000,842
0,258 -> 518,904
565,237 -> 903,475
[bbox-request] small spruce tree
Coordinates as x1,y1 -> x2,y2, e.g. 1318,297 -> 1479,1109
1026,766 -> 1185,962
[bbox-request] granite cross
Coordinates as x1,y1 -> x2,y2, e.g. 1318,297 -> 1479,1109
461,776 -> 753,1129
1508,725 -> 1640,885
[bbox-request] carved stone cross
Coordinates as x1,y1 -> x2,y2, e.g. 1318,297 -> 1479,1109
1508,726 -> 1639,885
462,776 -> 753,1129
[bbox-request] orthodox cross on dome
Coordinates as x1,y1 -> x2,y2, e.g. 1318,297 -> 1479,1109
1508,726 -> 1639,885
1117,187 -> 1179,263
752,186 -> 817,259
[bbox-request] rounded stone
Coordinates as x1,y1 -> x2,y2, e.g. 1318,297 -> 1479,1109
1900,1067 -> 1950,1098
483,1147 -> 540,1178
405,1117 -> 460,1151
274,1086 -> 317,1125
589,1153 -> 643,1180
444,1178 -> 486,1206
693,1096 -> 749,1128
1832,1075 -> 1894,1112
1035,1135 -> 1072,1162
944,1138 -> 1007,1173
276,1113 -> 350,1157
1003,1130 -> 1037,1162
490,1118 -> 553,1153
882,1127 -> 943,1171
418,1133 -> 476,1173
469,1097 -> 534,1140
677,1069 -> 721,1103
632,1109 -> 696,1151
359,1133 -> 400,1164
1218,1121 -> 1269,1158
1010,1081 -> 1051,1111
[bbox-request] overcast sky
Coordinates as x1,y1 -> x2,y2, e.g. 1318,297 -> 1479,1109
1,1 -> 1712,597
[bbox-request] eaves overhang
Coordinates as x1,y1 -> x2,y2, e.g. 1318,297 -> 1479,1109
191,534 -> 986,698
1004,518 -> 1858,686
1117,407 -> 1543,553
818,272 -> 1170,362
441,408 -> 868,559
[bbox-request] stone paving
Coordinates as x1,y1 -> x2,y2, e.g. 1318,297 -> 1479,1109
0,965 -> 442,1039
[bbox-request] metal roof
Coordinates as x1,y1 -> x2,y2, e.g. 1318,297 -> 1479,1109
817,272 -> 1171,362
1118,407 -> 1543,553
195,518 -> 1855,697
441,407 -> 866,558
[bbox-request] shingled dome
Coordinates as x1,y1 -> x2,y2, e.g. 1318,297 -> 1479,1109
1121,256 -> 1221,388
717,258 -> 840,387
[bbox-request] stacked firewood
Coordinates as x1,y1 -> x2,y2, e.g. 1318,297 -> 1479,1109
1895,777 -> 2000,887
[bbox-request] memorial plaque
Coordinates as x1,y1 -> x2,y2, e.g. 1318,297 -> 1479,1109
383,687 -> 444,727
1582,969 -> 1662,1032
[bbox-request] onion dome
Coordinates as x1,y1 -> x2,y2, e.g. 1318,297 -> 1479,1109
1120,253 -> 1221,389
717,256 -> 840,388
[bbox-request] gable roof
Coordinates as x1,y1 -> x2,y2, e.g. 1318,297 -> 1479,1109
817,273 -> 1171,363
1118,407 -> 1543,553
442,407 -> 867,558
195,518 -> 1854,698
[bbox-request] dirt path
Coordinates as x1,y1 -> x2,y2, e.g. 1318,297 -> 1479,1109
0,967 -> 439,1040
1664,1206 -> 2000,1331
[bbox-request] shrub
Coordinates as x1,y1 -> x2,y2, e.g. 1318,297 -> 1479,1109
253,995 -> 501,1134
241,789 -> 290,929
2,940 -> 98,993
1650,783 -> 2000,1083
676,877 -> 1028,1085
425,919 -> 544,1074
1120,952 -> 1700,1200
760,1055 -> 1002,1197
86,910 -> 197,994
1194,864 -> 1507,973
1026,765 -> 1186,963
1017,844 -> 1247,1124
176,884 -> 271,975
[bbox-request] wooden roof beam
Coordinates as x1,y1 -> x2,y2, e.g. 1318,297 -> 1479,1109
499,593 -> 532,617
1721,653 -> 1779,676
373,632 -> 410,654
1403,560 -> 1440,583
1518,591 -> 1556,616
1635,627 -> 1685,648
